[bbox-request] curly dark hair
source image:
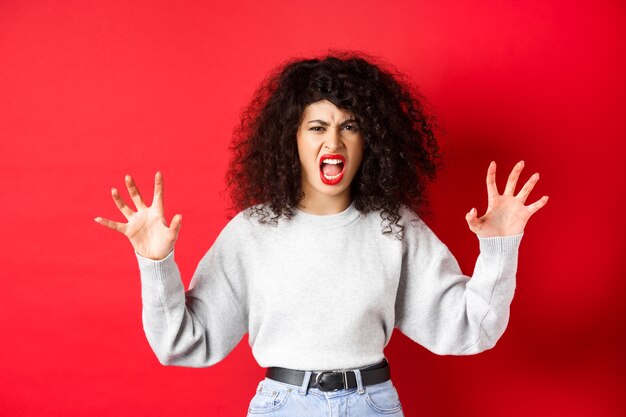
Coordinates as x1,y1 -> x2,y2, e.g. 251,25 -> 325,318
222,49 -> 442,240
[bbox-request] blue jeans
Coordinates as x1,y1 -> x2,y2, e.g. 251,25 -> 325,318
246,368 -> 404,416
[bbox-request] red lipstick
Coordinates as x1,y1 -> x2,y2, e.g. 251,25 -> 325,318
319,154 -> 346,185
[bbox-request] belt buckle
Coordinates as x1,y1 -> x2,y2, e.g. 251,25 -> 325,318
315,371 -> 349,392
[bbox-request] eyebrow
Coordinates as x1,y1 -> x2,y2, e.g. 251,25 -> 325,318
306,118 -> 357,126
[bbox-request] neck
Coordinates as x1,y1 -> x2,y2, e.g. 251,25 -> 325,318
297,191 -> 352,215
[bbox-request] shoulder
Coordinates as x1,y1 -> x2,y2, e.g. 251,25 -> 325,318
197,208 -> 261,266
215,204 -> 277,241
219,206 -> 261,236
397,204 -> 446,253
397,203 -> 427,230
398,203 -> 418,221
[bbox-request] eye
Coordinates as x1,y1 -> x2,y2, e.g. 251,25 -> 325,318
344,125 -> 358,131
309,126 -> 324,131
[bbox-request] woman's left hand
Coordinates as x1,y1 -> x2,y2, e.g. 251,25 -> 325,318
466,160 -> 549,237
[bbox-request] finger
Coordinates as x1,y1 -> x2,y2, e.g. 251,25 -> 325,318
504,160 -> 525,196
111,187 -> 135,219
516,172 -> 540,204
170,213 -> 182,237
125,175 -> 147,210
527,196 -> 549,216
465,207 -> 480,233
94,216 -> 127,234
486,161 -> 499,207
153,171 -> 164,213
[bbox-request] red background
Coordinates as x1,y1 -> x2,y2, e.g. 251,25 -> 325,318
1,1 -> 624,416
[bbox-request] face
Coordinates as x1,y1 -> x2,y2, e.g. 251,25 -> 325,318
296,99 -> 364,207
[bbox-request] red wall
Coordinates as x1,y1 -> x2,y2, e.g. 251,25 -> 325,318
1,1 -> 624,416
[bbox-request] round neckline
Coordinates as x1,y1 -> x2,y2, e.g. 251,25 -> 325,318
292,199 -> 361,228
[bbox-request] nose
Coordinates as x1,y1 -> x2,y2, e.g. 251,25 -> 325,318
323,129 -> 344,151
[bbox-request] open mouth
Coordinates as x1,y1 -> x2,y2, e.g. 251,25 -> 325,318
319,154 -> 346,184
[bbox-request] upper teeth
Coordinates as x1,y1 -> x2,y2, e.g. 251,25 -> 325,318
322,159 -> 342,164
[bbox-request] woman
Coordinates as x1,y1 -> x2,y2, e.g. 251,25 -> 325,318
94,52 -> 548,416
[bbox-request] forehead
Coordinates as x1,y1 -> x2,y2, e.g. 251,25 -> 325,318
302,99 -> 354,120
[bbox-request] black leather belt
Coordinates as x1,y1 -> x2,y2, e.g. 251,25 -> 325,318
265,358 -> 390,392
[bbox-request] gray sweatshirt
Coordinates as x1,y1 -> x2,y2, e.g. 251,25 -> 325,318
135,200 -> 523,371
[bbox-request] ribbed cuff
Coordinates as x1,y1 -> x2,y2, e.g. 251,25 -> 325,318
135,249 -> 174,263
478,232 -> 524,257
135,249 -> 183,307
135,249 -> 178,285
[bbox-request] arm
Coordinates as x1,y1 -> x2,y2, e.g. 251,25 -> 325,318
94,171 -> 247,367
394,219 -> 523,354
136,241 -> 247,367
395,160 -> 547,354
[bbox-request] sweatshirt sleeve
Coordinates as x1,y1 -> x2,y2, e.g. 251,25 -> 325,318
135,219 -> 248,367
394,210 -> 523,355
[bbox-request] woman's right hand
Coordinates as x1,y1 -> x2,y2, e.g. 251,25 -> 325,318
94,171 -> 182,261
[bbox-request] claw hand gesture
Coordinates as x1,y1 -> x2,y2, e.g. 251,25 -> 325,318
94,171 -> 182,260
466,161 -> 549,237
